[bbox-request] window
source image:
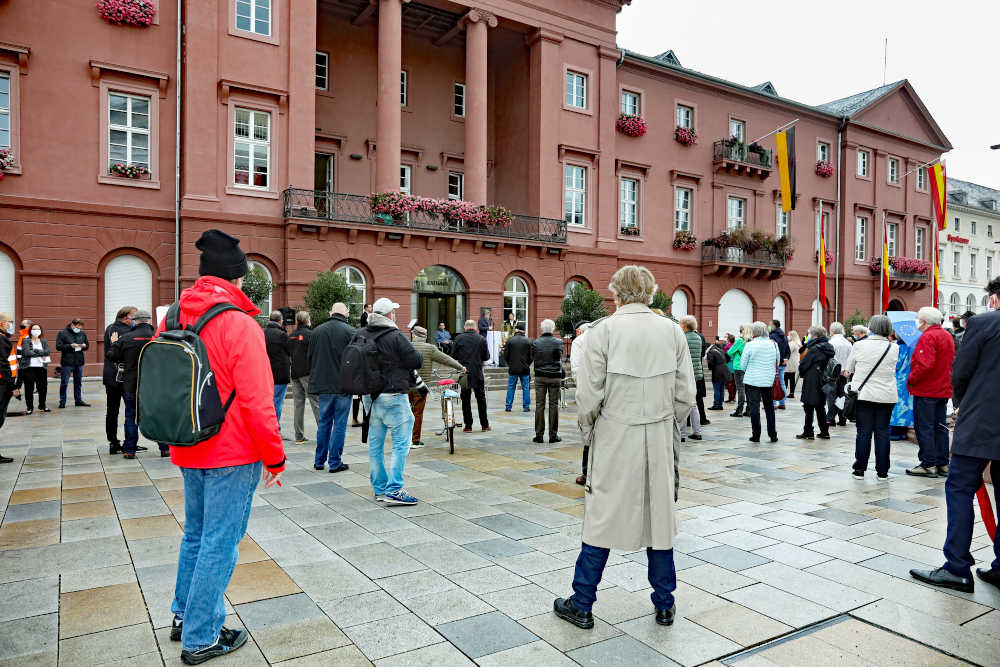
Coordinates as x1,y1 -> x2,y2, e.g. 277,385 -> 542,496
399,165 -> 411,194
727,197 -> 745,231
729,119 -> 745,142
915,227 -> 925,260
400,70 -> 407,106
887,223 -> 898,257
816,211 -> 831,251
236,0 -> 270,36
917,166 -> 928,191
233,108 -> 270,188
970,253 -> 977,280
888,157 -> 899,184
504,276 -> 529,330
335,266 -> 366,321
104,255 -> 153,328
675,187 -> 692,232
676,104 -> 693,129
968,294 -> 978,312
565,280 -> 587,299
0,72 -> 9,149
777,208 -> 790,239
246,261 -> 273,314
950,293 -> 961,315
566,71 -> 587,109
989,224 -> 994,239
989,254 -> 995,280
314,153 -> 334,192
857,149 -> 870,177
971,221 -> 977,236
315,52 -> 329,90
954,217 -> 960,232
453,82 -> 465,118
984,295 -> 991,309
564,165 -> 586,226
447,172 -> 464,201
0,251 -> 13,319
953,251 -> 961,278
619,177 -> 638,230
817,142 -> 830,163
621,90 -> 640,115
108,93 -> 151,174
855,216 -> 867,261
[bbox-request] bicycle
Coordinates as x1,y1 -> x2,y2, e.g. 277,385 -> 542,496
432,371 -> 462,454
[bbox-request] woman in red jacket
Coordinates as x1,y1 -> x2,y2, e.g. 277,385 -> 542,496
905,307 -> 955,478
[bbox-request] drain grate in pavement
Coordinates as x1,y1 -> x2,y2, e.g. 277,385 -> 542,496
719,615 -> 851,665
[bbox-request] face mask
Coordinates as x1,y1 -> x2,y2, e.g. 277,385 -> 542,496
30,329 -> 41,337
72,327 -> 81,334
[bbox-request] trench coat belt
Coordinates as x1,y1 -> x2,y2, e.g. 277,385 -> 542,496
594,410 -> 674,427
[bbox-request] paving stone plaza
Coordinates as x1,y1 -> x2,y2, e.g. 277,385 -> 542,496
1,384 -> 998,666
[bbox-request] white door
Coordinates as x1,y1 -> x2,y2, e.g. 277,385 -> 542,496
811,299 -> 824,327
718,289 -> 753,338
670,290 -> 688,319
0,252 -> 13,319
105,255 -> 153,327
772,296 -> 786,329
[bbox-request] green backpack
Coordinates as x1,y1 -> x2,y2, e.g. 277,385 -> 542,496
137,302 -> 242,447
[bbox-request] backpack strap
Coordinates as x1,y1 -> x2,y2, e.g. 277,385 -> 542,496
165,302 -> 182,331
190,303 -> 244,334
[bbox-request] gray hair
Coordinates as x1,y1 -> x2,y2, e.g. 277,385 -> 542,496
851,324 -> 868,337
464,319 -> 476,330
830,321 -> 845,335
867,315 -> 892,337
751,321 -> 768,338
741,323 -> 754,341
608,265 -> 657,307
917,307 -> 943,326
331,303 -> 348,317
269,311 -> 283,322
540,319 -> 556,334
296,310 -> 310,325
808,325 -> 827,338
680,315 -> 698,331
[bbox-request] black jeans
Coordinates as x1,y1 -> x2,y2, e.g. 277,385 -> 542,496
59,364 -> 84,405
803,404 -> 828,436
745,385 -> 777,441
943,453 -> 1000,578
535,376 -> 560,438
461,382 -> 489,428
21,367 -> 48,411
105,382 -> 124,443
695,379 -> 707,423
784,371 -> 796,397
734,370 -> 746,413
571,543 -> 676,613
581,445 -> 589,475
854,400 -> 893,475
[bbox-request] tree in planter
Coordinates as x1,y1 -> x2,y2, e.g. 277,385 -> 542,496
303,271 -> 361,327
241,264 -> 272,325
555,284 -> 609,336
845,309 -> 869,331
651,290 -> 673,314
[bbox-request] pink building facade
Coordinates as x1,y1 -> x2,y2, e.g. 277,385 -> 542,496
0,0 -> 951,373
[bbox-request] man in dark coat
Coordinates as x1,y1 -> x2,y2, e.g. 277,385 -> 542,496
264,311 -> 291,435
911,278 -> 1000,594
287,311 -> 320,446
55,318 -> 90,408
308,303 -> 356,472
796,326 -> 835,440
453,319 -> 491,431
706,337 -> 732,410
532,319 -> 564,443
106,310 -> 162,458
477,308 -> 493,338
502,324 -> 533,412
769,320 -> 791,410
103,306 -> 136,454
0,312 -> 16,464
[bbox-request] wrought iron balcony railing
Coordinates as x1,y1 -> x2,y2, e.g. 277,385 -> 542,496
712,140 -> 773,176
701,245 -> 786,279
282,189 -> 568,244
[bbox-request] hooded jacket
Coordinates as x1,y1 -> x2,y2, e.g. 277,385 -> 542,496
798,337 -> 835,407
105,322 -> 155,394
264,321 -> 291,385
365,312 -> 423,394
769,327 -> 791,363
155,276 -> 285,473
907,324 -> 955,398
56,325 -> 89,367
307,313 -> 355,394
287,325 -> 313,379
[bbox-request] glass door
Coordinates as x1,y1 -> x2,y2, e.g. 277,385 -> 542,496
314,153 -> 334,215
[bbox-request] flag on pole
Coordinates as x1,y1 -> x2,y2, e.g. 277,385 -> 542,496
882,216 -> 891,313
819,215 -> 827,307
929,162 -> 947,230
776,127 -> 796,212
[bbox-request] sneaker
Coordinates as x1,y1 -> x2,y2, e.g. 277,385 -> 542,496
329,464 -> 350,473
40,407 -> 51,412
170,616 -> 183,641
906,465 -> 938,478
504,408 -> 512,412
852,470 -> 864,479
382,489 -> 419,506
0,455 -> 13,464
375,494 -> 385,502
463,427 -> 473,433
936,464 -> 950,477
136,445 -> 148,451
689,434 -> 702,441
58,403 -> 65,409
109,442 -> 122,455
481,426 -> 492,432
295,439 -> 307,446
24,409 -> 33,416
411,441 -> 425,449
523,407 -> 531,412
123,453 -> 136,459
708,406 -> 723,411
180,626 -> 248,665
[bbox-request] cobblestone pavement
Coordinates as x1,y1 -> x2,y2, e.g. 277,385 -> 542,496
1,383 -> 998,666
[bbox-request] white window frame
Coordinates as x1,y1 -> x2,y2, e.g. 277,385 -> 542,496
453,82 -> 466,118
315,51 -> 329,90
954,217 -> 960,232
817,142 -> 830,163
399,165 -> 412,194
675,187 -> 692,232
915,227 -> 925,260
950,293 -> 961,315
447,171 -> 464,201
953,251 -> 961,278
564,165 -> 586,227
727,196 -> 746,231
776,206 -> 790,239
504,276 -> 529,331
400,70 -> 408,107
855,216 -> 867,262
246,260 -> 273,314
857,150 -> 870,177
621,90 -> 640,115
676,104 -> 693,129
971,220 -> 977,236
970,252 -> 977,280
887,222 -> 898,257
108,92 -> 151,173
917,166 -> 928,191
987,254 -> 994,280
729,119 -> 745,142
619,177 -> 639,230
235,0 -> 271,37
888,157 -> 899,184
233,107 -> 270,190
0,71 -> 9,150
988,224 -> 994,239
335,266 -> 367,315
566,71 -> 587,109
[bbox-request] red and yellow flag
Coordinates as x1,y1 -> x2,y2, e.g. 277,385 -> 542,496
882,217 -> 891,313
776,127 -> 796,213
819,218 -> 827,306
933,246 -> 940,309
929,162 -> 947,230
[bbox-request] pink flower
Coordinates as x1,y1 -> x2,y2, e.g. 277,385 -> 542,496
97,0 -> 155,26
674,127 -> 698,146
815,160 -> 834,177
616,114 -> 648,138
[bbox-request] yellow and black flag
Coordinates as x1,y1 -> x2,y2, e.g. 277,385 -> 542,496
776,126 -> 796,212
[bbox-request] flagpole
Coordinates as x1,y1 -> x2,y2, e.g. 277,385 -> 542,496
902,156 -> 942,180
750,118 -> 799,146
817,200 -> 822,325
880,210 -> 886,313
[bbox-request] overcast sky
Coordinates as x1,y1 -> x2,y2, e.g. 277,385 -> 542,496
617,0 -> 1000,190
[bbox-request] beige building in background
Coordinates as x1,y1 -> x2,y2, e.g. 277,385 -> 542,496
939,178 -> 1000,317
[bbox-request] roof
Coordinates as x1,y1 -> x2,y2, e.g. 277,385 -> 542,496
751,81 -> 778,96
653,50 -> 681,67
947,177 -> 1000,213
815,81 -> 903,116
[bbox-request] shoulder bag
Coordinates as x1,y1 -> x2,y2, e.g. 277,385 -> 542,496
843,343 -> 892,422
770,342 -> 786,402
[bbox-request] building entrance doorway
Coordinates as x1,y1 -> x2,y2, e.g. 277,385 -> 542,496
412,265 -> 466,336
417,294 -> 458,335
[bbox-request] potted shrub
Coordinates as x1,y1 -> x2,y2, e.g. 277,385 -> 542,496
748,141 -> 766,156
619,225 -> 640,237
616,114 -> 648,138
815,160 -> 834,177
672,230 -> 698,250
815,249 -> 834,265
674,127 -> 697,146
97,0 -> 156,26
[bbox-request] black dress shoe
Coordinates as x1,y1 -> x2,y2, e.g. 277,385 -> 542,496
76,402 -> 91,407
109,442 -> 122,455
58,403 -> 65,409
329,464 -> 350,473
532,436 -> 544,443
909,566 -> 974,593
656,605 -> 675,626
817,433 -> 831,440
549,436 -> 562,443
795,433 -> 814,440
553,597 -> 594,629
769,436 -> 779,443
977,568 -> 1000,589
729,411 -> 743,417
314,465 -> 325,470
688,434 -> 702,441
0,455 -> 13,464
180,626 -> 248,664
700,419 -> 711,426
170,616 -> 182,641
749,437 -> 760,443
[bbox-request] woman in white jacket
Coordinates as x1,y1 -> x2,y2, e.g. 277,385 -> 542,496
846,315 -> 899,478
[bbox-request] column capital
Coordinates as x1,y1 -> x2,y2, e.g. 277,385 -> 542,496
466,8 -> 498,28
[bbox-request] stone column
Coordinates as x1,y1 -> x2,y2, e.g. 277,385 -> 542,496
464,10 -> 496,204
376,0 -> 406,193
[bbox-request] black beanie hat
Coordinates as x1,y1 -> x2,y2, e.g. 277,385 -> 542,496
196,229 -> 247,280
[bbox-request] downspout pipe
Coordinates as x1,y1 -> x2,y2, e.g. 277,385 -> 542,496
834,115 -> 848,321
616,47 -> 625,68
174,1 -> 182,300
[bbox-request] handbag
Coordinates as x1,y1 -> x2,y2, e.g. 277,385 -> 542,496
844,342 -> 892,422
770,342 -> 786,402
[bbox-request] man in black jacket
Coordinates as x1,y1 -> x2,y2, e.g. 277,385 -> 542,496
308,303 -> 355,472
103,305 -> 136,454
106,310 -> 162,459
911,278 -> 1000,594
532,319 -> 564,444
363,298 -> 423,505
453,319 -> 491,432
502,324 -> 532,412
288,311 -> 320,446
0,312 -> 16,463
264,311 -> 291,436
56,318 -> 90,408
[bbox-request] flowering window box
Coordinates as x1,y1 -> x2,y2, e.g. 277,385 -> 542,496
619,226 -> 641,237
672,230 -> 698,250
816,160 -> 834,178
109,163 -> 151,179
815,250 -> 834,265
0,149 -> 15,180
616,114 -> 648,138
368,192 -> 513,229
97,0 -> 156,26
674,127 -> 697,146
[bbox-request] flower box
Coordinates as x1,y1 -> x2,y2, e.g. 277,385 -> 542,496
616,114 -> 648,138
868,256 -> 931,276
815,160 -> 834,177
110,163 -> 151,179
0,149 -> 14,180
619,226 -> 641,237
815,250 -> 834,265
672,230 -> 698,250
674,127 -> 697,146
368,192 -> 513,228
702,229 -> 793,260
97,0 -> 156,26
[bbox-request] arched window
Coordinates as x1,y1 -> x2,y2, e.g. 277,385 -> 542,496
504,276 -> 529,329
772,296 -> 787,329
982,295 -> 990,311
949,293 -> 961,315
104,255 -> 152,327
670,289 -> 688,319
564,279 -> 589,299
0,252 -> 14,320
335,265 -> 367,319
718,289 -> 753,338
966,294 -> 977,312
246,261 -> 273,315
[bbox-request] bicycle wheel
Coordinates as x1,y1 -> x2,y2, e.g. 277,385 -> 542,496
447,426 -> 455,455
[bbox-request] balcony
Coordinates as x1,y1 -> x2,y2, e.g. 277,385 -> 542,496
701,245 -> 786,280
282,189 -> 568,245
712,140 -> 773,179
868,258 -> 931,290
888,267 -> 930,290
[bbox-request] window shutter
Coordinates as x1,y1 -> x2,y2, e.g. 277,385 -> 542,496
104,255 -> 153,327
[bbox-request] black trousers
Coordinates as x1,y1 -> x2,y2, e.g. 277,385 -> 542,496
21,367 -> 48,411
105,382 -> 124,444
746,385 -> 777,440
461,382 -> 489,428
0,385 -> 13,430
696,379 -> 707,423
784,371 -> 796,397
803,403 -> 828,436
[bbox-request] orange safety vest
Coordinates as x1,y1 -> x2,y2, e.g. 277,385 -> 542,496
6,330 -> 20,379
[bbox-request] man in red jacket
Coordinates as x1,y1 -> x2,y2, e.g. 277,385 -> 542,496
906,307 -> 955,478
164,230 -> 285,665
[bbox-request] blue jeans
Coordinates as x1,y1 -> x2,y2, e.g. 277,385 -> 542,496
853,401 -> 892,475
365,393 -> 414,496
59,364 -> 83,404
711,380 -> 725,407
913,396 -> 949,467
570,543 -> 676,613
123,392 -> 139,454
172,461 -> 261,651
273,384 -> 288,431
943,453 -> 1000,578
315,393 -> 352,468
774,364 -> 787,406
505,374 -> 530,411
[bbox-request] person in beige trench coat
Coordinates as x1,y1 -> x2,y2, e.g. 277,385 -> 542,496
554,265 -> 696,630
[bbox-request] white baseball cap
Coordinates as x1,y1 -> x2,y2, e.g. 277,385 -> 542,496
372,297 -> 400,315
